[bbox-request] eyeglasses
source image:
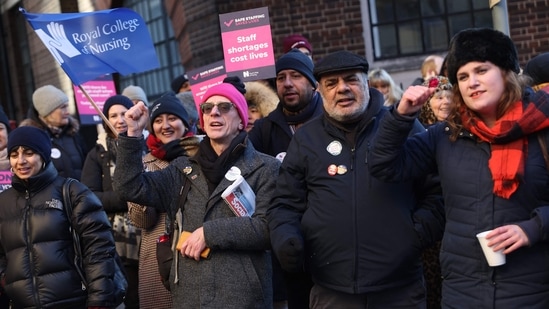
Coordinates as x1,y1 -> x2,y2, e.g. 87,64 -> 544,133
200,102 -> 234,115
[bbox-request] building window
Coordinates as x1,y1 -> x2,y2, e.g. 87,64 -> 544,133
120,0 -> 184,100
368,0 -> 492,60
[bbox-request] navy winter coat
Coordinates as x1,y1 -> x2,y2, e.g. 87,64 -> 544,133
369,101 -> 549,308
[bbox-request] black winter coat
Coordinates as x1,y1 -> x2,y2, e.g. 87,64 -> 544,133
0,163 -> 119,308
248,92 -> 324,157
268,90 -> 444,294
81,133 -> 128,214
369,100 -> 549,308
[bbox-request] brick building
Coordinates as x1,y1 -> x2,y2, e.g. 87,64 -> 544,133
0,0 -> 548,130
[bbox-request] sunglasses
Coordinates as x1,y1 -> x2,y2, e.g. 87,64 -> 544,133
200,102 -> 235,115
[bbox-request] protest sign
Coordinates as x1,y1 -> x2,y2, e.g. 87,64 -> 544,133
72,75 -> 116,125
219,7 -> 275,81
187,60 -> 227,105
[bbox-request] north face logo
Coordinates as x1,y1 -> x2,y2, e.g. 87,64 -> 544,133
45,199 -> 63,210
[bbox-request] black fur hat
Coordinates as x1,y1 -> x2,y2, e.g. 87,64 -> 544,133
446,28 -> 520,84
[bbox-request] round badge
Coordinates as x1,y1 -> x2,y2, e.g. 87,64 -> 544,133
327,164 -> 337,176
275,152 -> 287,163
183,166 -> 193,175
337,165 -> 348,175
326,141 -> 342,156
51,148 -> 61,159
225,166 -> 241,181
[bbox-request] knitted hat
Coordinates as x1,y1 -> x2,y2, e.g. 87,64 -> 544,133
313,51 -> 369,80
0,106 -> 10,133
32,85 -> 69,117
149,91 -> 190,134
122,85 -> 149,106
276,49 -> 316,87
446,28 -> 520,85
422,75 -> 453,102
102,95 -> 134,115
171,74 -> 189,93
524,52 -> 549,86
200,83 -> 248,130
8,126 -> 52,165
283,34 -> 313,54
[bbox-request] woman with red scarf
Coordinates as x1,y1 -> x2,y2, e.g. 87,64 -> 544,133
370,28 -> 549,308
127,92 -> 200,309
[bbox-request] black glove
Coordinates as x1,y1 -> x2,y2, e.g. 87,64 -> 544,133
223,76 -> 246,94
276,237 -> 304,273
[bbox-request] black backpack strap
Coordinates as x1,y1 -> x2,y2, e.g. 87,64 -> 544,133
62,178 -> 87,288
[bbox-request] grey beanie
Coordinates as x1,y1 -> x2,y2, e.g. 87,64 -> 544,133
122,85 -> 149,106
32,85 -> 69,117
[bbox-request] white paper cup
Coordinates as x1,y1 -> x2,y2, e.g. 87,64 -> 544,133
476,230 -> 506,267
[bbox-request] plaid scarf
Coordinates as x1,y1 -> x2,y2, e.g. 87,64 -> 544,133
461,92 -> 549,198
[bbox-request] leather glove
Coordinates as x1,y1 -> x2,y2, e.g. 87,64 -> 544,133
276,237 -> 304,273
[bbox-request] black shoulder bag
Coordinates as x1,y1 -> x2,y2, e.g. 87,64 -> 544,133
63,178 -> 127,306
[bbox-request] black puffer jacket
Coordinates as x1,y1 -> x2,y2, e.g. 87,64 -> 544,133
268,90 -> 444,294
0,163 -> 118,308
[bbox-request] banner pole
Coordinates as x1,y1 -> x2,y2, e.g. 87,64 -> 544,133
77,84 -> 118,138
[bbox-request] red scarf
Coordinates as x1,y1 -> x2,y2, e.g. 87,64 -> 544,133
462,95 -> 549,198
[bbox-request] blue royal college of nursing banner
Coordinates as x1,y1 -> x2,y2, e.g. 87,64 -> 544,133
20,7 -> 159,85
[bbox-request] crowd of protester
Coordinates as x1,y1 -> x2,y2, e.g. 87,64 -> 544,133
1,28 -> 549,309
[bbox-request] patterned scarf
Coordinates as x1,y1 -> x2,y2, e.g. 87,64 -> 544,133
146,132 -> 197,162
461,92 -> 549,198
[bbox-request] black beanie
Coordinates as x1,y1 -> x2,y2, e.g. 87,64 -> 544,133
149,91 -> 190,134
103,95 -> 134,115
446,28 -> 520,85
0,106 -> 10,133
171,74 -> 189,93
8,126 -> 51,165
524,52 -> 549,86
276,49 -> 316,86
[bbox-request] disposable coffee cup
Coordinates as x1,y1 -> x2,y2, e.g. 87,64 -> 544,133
476,230 -> 506,267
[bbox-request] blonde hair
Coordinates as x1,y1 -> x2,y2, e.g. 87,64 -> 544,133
368,69 -> 403,106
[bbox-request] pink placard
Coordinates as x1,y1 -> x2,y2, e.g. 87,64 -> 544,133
72,75 -> 117,125
219,7 -> 275,81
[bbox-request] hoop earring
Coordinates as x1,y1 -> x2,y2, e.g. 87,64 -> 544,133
42,162 -> 46,169
10,167 -> 14,174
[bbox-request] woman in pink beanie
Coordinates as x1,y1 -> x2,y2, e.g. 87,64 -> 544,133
113,82 -> 281,308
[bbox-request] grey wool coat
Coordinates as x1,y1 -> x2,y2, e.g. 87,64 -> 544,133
113,134 -> 279,309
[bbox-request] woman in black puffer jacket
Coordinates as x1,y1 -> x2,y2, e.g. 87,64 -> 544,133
0,126 -> 119,309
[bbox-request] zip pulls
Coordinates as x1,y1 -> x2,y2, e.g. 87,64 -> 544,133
365,141 -> 370,165
350,147 -> 356,171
